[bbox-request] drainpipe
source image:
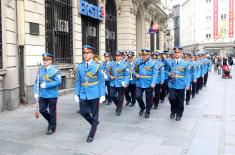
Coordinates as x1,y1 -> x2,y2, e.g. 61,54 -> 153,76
16,0 -> 27,104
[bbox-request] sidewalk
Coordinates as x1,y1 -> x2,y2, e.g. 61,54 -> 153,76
0,71 -> 234,155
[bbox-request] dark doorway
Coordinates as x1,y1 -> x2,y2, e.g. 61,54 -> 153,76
150,21 -> 155,52
105,0 -> 117,58
45,0 -> 73,63
81,0 -> 99,55
156,31 -> 160,50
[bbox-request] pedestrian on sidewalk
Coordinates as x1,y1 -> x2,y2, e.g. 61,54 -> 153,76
74,45 -> 106,143
33,53 -> 61,135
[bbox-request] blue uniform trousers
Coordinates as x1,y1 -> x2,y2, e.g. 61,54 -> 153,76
110,87 -> 125,113
105,81 -> 112,104
168,88 -> 185,117
153,84 -> 161,107
191,81 -> 197,98
39,97 -> 57,131
125,84 -> 136,105
79,98 -> 99,138
204,72 -> 208,86
160,80 -> 168,102
186,84 -> 192,103
136,87 -> 153,114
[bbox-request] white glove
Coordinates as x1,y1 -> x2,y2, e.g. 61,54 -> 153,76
151,84 -> 156,88
34,94 -> 39,101
104,74 -> 108,80
40,82 -> 46,88
122,81 -> 127,87
74,95 -> 80,103
99,96 -> 106,103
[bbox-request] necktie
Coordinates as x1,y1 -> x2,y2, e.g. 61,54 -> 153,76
86,63 -> 89,68
177,60 -> 178,65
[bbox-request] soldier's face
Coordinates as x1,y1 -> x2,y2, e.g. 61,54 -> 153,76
116,54 -> 122,62
83,52 -> 93,61
43,57 -> 52,67
104,56 -> 110,62
174,52 -> 182,59
142,54 -> 150,61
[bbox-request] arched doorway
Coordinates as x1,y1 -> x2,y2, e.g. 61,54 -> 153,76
136,9 -> 143,54
105,0 -> 117,58
81,0 -> 99,55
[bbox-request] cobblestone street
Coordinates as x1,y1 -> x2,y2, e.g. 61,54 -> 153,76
0,71 -> 235,155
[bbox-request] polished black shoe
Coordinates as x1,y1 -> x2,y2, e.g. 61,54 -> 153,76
77,110 -> 80,114
170,113 -> 175,119
196,92 -> 199,94
126,101 -> 131,106
160,100 -> 164,103
86,136 -> 94,143
186,101 -> 190,105
107,101 -> 111,105
116,111 -> 121,116
175,116 -> 181,121
46,129 -> 55,135
144,113 -> 150,119
192,95 -> 195,99
153,105 -> 158,110
129,103 -> 135,107
139,110 -> 144,116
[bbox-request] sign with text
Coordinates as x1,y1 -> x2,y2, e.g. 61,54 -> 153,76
229,0 -> 234,38
213,0 -> 218,39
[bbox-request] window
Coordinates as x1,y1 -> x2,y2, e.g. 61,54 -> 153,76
205,16 -> 211,21
221,14 -> 227,20
206,0 -> 211,3
206,34 -> 211,39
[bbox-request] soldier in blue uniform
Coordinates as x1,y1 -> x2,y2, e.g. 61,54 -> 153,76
197,52 -> 204,92
151,52 -> 165,109
166,47 -> 191,121
191,53 -> 198,99
159,51 -> 168,103
33,53 -> 61,135
184,52 -> 196,105
107,51 -> 130,116
125,51 -> 136,107
74,45 -> 105,143
135,49 -> 157,118
203,52 -> 212,87
102,52 -> 112,105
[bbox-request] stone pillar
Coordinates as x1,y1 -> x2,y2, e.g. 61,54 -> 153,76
0,71 -> 6,111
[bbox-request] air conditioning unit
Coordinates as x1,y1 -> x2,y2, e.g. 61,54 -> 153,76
55,19 -> 69,32
87,27 -> 96,37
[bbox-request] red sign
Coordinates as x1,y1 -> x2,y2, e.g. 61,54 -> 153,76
229,0 -> 234,38
213,0 -> 218,39
152,24 -> 160,31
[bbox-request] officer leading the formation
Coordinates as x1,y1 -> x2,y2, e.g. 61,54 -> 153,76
33,53 -> 61,135
74,45 -> 106,143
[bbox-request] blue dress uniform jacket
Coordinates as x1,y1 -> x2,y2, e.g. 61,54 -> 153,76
166,59 -> 191,89
33,65 -> 61,98
107,61 -> 130,87
186,60 -> 194,82
135,59 -> 158,88
161,59 -> 168,80
154,59 -> 165,84
75,60 -> 105,100
192,60 -> 198,81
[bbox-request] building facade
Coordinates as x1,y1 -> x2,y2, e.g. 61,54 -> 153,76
181,0 -> 235,56
0,0 -> 172,111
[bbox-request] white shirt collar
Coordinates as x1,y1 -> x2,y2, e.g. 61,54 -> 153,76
85,59 -> 93,66
116,60 -> 121,64
175,58 -> 182,63
46,64 -> 51,70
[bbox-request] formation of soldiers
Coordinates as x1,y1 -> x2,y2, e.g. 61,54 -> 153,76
33,45 -> 212,143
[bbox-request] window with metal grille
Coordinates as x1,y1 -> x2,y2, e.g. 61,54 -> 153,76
0,0 -> 2,69
45,0 -> 73,63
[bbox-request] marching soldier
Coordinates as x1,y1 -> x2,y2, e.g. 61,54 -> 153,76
125,51 -> 136,107
33,53 -> 61,135
107,51 -> 130,116
203,52 -> 212,87
159,51 -> 168,103
74,45 -> 105,143
151,52 -> 165,109
191,53 -> 198,99
135,49 -> 157,119
197,52 -> 204,92
166,47 -> 191,121
184,52 -> 193,105
102,52 -> 112,105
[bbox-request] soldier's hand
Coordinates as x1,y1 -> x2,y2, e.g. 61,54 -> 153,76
99,96 -> 106,104
111,76 -> 115,80
74,95 -> 80,103
40,82 -> 46,88
34,94 -> 39,101
186,87 -> 190,90
151,84 -> 156,88
194,80 -> 197,83
135,74 -> 141,78
170,73 -> 174,79
122,81 -> 127,88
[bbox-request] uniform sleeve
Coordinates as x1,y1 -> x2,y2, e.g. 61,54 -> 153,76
193,64 -> 197,81
124,65 -> 130,85
45,69 -> 62,88
75,65 -> 81,96
160,64 -> 165,84
33,74 -> 39,94
185,65 -> 191,88
98,64 -> 106,97
151,63 -> 158,85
